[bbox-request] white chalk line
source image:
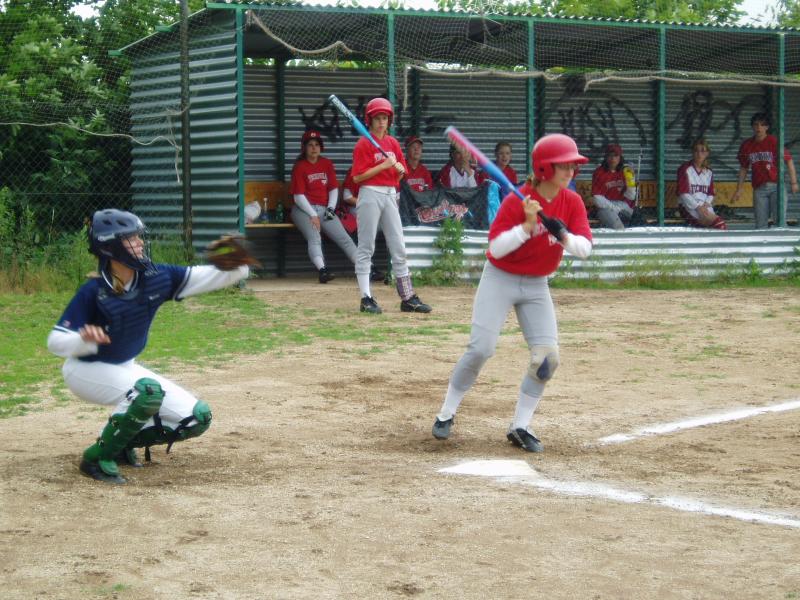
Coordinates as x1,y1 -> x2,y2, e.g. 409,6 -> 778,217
439,460 -> 800,529
596,398 -> 800,446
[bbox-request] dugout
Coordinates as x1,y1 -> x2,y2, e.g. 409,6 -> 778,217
114,2 -> 800,273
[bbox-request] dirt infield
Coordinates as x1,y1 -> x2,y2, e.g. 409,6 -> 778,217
2,281 -> 799,599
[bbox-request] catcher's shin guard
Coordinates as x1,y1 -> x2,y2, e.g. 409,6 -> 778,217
127,400 -> 212,461
82,378 -> 165,480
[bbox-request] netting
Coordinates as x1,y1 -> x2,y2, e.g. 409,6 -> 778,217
3,1 -> 800,267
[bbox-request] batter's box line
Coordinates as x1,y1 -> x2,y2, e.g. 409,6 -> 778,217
592,398 -> 800,446
439,460 -> 800,529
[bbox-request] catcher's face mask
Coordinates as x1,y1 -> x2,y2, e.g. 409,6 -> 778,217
89,209 -> 153,272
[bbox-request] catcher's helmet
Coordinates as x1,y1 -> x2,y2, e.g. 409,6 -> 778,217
532,134 -> 588,181
88,209 -> 152,272
301,129 -> 324,152
365,97 -> 393,126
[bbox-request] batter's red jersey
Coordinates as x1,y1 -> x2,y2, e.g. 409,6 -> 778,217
591,166 -> 629,205
476,164 -> 518,186
487,184 -> 592,277
405,163 -> 433,192
352,135 -> 408,188
290,157 -> 338,206
737,135 -> 792,189
342,168 -> 360,198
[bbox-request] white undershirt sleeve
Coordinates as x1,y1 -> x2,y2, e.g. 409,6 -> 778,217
327,188 -> 338,210
293,194 -> 317,218
679,193 -> 701,210
561,233 -> 592,260
47,327 -> 98,358
176,265 -> 249,300
488,224 -> 531,259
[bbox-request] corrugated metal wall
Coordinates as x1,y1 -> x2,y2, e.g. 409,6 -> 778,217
542,78 -> 656,183
404,227 -> 800,281
243,65 -> 278,181
129,11 -> 238,249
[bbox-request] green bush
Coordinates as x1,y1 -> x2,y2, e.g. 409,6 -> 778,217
414,218 -> 468,286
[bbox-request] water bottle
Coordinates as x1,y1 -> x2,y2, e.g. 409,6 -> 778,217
275,201 -> 284,223
259,196 -> 270,222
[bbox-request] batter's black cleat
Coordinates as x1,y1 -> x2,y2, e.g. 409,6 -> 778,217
370,267 -> 385,282
79,459 -> 127,484
318,267 -> 335,283
432,416 -> 454,440
400,294 -> 432,313
506,428 -> 544,453
360,295 -> 382,314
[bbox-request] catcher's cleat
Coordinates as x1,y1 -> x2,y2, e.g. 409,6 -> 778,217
79,459 -> 127,484
369,267 -> 385,282
360,295 -> 382,314
116,447 -> 143,468
318,267 -> 336,284
400,295 -> 432,313
506,428 -> 544,453
432,416 -> 454,440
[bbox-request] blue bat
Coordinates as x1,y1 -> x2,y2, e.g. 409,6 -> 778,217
328,94 -> 390,159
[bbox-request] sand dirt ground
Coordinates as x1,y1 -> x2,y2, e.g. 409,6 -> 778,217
1,280 -> 799,599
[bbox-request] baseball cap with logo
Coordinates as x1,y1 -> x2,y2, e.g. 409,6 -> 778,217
604,143 -> 623,156
301,130 -> 324,151
405,135 -> 423,149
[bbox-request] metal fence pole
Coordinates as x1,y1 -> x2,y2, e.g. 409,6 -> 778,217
180,0 -> 193,251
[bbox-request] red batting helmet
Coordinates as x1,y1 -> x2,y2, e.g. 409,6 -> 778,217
532,134 -> 588,181
301,130 -> 324,151
365,97 -> 394,126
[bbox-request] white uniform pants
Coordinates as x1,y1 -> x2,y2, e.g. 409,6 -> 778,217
291,204 -> 358,266
356,186 -> 409,278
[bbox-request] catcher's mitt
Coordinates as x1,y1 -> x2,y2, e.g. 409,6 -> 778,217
205,234 -> 262,270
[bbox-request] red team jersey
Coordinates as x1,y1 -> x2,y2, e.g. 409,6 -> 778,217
290,157 -> 338,206
737,135 -> 792,189
352,135 -> 408,188
591,166 -> 630,205
487,184 -> 592,277
405,163 -> 433,192
676,161 -> 714,202
476,164 -> 518,186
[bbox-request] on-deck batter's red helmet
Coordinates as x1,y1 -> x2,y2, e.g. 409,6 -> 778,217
301,129 -> 324,152
532,134 -> 588,181
365,97 -> 394,126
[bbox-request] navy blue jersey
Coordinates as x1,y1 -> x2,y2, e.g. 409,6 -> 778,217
53,264 -> 189,364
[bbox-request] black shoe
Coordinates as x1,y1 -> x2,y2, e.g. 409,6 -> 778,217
360,295 -> 382,314
400,294 -> 432,313
432,416 -> 454,440
79,459 -> 127,484
319,267 -> 335,284
506,428 -> 544,453
370,267 -> 385,282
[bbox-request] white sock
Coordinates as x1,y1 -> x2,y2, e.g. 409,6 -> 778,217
312,256 -> 325,270
357,273 -> 371,297
437,384 -> 466,421
511,390 -> 542,431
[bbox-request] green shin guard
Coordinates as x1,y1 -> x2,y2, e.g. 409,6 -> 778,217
82,378 -> 165,478
126,400 -> 212,460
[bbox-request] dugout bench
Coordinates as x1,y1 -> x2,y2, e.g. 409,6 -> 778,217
244,181 -> 390,277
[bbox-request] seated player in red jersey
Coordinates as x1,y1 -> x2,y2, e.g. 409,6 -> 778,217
403,136 -> 433,193
476,141 -> 518,197
676,139 -> 726,230
591,143 -> 637,230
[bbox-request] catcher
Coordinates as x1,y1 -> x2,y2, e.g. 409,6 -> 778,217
47,209 -> 259,484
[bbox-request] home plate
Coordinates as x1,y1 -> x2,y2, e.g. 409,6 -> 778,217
439,460 -> 800,529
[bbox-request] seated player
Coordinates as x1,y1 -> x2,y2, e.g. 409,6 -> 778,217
477,141 -> 518,197
591,143 -> 637,230
676,139 -> 727,230
404,136 -> 433,193
436,144 -> 478,189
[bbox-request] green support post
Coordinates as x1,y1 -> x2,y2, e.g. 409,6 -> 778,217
778,33 -> 786,227
276,59 -> 286,181
387,12 -> 396,134
235,8 -> 246,234
527,19 -> 536,156
657,27 -> 666,227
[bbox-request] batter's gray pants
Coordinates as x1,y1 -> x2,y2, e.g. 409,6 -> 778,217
450,262 -> 558,396
356,186 -> 409,278
753,182 -> 787,229
291,204 -> 358,266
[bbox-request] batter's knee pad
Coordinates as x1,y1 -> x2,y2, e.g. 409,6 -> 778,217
528,345 -> 560,383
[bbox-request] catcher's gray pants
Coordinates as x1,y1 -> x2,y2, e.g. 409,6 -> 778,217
291,204 -> 358,266
449,262 -> 557,397
753,182 -> 786,229
356,186 -> 409,278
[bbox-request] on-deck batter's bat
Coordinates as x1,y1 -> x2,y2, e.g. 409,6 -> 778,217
444,126 -> 525,202
445,126 -> 567,239
328,94 -> 389,159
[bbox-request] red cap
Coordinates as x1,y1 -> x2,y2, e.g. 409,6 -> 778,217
605,143 -> 623,156
301,130 -> 324,151
405,135 -> 423,149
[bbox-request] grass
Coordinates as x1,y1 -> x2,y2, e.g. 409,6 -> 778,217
0,286 -> 474,418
